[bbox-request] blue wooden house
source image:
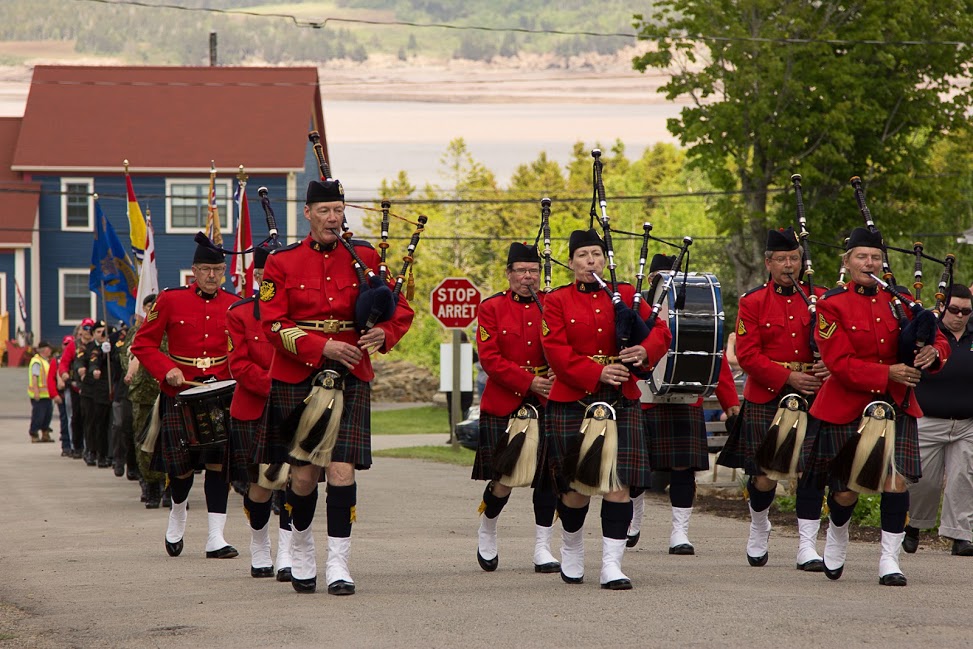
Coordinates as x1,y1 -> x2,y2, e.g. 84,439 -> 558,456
6,64 -> 328,343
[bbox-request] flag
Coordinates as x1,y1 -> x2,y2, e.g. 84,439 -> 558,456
232,183 -> 254,295
14,279 -> 27,324
126,172 -> 147,261
205,164 -> 223,246
90,199 -> 138,324
135,213 -> 159,318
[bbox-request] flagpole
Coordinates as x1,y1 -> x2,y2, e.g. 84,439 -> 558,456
94,193 -> 115,403
236,164 -> 249,295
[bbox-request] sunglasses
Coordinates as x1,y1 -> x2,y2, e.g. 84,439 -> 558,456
946,305 -> 973,316
82,325 -> 93,331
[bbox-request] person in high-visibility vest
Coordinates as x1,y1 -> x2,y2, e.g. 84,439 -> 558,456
28,341 -> 57,443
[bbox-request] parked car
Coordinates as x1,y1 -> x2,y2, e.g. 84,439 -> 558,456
455,406 -> 480,451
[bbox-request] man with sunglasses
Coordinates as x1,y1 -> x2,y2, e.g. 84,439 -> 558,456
904,283 -> 973,557
132,241 -> 239,560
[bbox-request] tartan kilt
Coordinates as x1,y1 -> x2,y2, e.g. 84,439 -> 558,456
256,369 -> 372,472
643,403 -> 709,472
472,401 -> 551,490
229,413 -> 264,484
153,393 -> 225,476
716,399 -> 781,475
545,385 -> 650,491
800,415 -> 921,491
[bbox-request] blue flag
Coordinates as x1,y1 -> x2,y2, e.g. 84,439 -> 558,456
90,199 -> 138,324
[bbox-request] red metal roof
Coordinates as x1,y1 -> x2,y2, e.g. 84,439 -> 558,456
12,65 -> 326,173
0,117 -> 38,246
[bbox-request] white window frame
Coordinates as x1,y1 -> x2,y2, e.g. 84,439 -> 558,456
0,272 -> 7,317
181,269 -> 195,287
59,268 -> 97,326
60,177 -> 94,232
165,178 -> 234,236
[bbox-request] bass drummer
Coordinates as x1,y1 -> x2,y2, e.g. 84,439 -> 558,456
628,254 -> 740,555
131,239 -> 240,560
716,227 -> 829,571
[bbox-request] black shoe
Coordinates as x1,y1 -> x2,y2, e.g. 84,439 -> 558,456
251,566 -> 275,578
61,450 -> 71,457
534,561 -> 560,574
951,539 -> 973,556
97,458 -> 111,468
292,576 -> 316,593
796,559 -> 825,572
747,553 -> 769,567
84,455 -> 96,466
669,544 -> 695,556
601,578 -> 633,590
879,572 -> 907,586
72,449 -> 83,459
823,563 -> 843,581
205,545 -> 239,559
140,480 -> 149,503
162,488 -> 172,508
902,525 -> 920,554
476,550 -> 498,572
165,538 -> 184,557
276,567 -> 292,582
626,531 -> 640,548
127,469 -> 140,481
113,464 -> 124,477
328,580 -> 356,596
559,571 -> 583,584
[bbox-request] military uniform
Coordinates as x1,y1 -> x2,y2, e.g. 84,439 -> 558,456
81,326 -> 113,467
123,320 -> 167,507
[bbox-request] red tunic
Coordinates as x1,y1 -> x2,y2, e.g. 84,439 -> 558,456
809,282 -> 951,424
130,285 -> 239,397
476,290 -> 548,417
735,281 -> 827,404
259,235 -> 414,383
227,298 -> 274,421
542,281 -> 672,402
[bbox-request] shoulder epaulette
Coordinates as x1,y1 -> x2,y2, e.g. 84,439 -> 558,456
273,241 -> 303,254
350,238 -> 375,250
821,285 -> 848,300
481,291 -> 505,304
229,296 -> 256,310
219,288 -> 240,299
741,283 -> 769,299
550,284 -> 572,293
162,285 -> 190,293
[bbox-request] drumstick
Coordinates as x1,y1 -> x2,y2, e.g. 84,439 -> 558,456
182,380 -> 207,387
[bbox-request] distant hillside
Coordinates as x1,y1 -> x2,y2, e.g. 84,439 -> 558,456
0,0 -> 645,66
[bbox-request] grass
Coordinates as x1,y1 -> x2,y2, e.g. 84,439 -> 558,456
373,445 -> 474,466
372,405 -> 450,435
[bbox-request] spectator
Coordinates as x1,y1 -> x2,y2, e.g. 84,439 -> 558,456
55,335 -> 73,456
904,283 -> 973,556
27,341 -> 56,443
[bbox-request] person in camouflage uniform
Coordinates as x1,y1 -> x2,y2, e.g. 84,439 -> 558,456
123,294 -> 167,509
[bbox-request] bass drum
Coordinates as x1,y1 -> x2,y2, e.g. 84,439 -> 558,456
642,272 -> 724,399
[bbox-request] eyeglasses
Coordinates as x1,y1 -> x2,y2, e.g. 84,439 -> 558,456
770,256 -> 802,265
509,267 -> 539,276
81,326 -> 93,332
946,305 -> 973,316
194,265 -> 226,276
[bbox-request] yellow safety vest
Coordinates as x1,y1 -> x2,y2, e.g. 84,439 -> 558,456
27,354 -> 51,399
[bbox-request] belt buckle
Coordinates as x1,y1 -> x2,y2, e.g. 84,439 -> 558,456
322,319 -> 340,333
195,357 -> 212,370
590,355 -> 608,365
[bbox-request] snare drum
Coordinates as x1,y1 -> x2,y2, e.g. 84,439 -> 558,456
641,272 -> 724,399
175,380 -> 237,448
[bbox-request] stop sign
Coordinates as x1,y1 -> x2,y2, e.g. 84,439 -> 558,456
430,277 -> 482,329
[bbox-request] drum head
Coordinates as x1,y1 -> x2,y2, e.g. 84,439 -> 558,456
179,379 -> 237,398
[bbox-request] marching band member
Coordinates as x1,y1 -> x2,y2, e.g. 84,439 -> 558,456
257,179 -> 414,594
542,228 -> 671,590
717,228 -> 828,571
131,242 -> 240,559
227,241 -> 293,581
802,227 -> 950,586
629,255 -> 740,555
473,242 -> 559,574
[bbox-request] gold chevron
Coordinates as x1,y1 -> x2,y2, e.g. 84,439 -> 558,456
279,327 -> 308,354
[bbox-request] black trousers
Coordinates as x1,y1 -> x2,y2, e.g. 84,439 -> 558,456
82,397 -> 112,460
70,390 -> 84,451
112,397 -> 134,469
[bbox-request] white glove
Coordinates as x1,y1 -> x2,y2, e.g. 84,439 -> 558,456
101,341 -> 111,354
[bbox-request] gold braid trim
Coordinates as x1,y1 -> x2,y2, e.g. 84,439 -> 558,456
279,327 -> 308,354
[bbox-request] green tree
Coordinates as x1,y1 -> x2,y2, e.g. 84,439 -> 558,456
632,1 -> 973,294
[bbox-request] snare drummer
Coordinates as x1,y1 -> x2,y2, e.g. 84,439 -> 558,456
542,229 -> 671,589
715,227 -> 829,570
131,240 -> 240,559
227,240 -> 293,581
258,179 -> 414,594
628,255 -> 740,555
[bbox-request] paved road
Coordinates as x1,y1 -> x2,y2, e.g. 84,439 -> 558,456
0,368 -> 970,648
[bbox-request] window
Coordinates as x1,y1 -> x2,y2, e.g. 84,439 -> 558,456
60,178 -> 94,231
166,179 -> 233,235
59,269 -> 96,325
181,269 -> 195,287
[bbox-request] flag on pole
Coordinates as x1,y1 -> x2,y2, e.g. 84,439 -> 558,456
135,212 -> 159,318
232,182 -> 254,295
90,198 -> 138,324
14,279 -> 28,325
125,172 -> 147,261
205,162 -> 224,246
